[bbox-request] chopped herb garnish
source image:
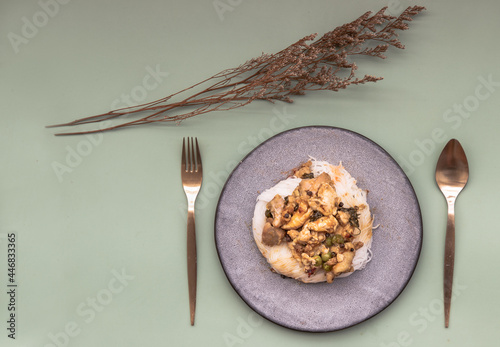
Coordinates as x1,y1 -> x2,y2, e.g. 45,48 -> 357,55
301,173 -> 314,179
265,209 -> 273,218
309,210 -> 324,222
338,206 -> 360,228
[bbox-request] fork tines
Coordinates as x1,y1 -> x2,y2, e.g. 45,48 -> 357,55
182,137 -> 202,173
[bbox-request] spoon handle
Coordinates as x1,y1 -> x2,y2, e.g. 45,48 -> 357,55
444,199 -> 456,328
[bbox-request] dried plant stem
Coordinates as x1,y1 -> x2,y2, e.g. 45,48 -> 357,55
48,6 -> 425,136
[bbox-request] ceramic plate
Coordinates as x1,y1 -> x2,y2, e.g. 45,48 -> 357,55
214,126 -> 422,332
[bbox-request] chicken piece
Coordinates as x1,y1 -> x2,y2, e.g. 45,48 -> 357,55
287,229 -> 300,240
309,183 -> 340,216
295,227 -> 312,244
261,222 -> 286,247
281,200 -> 312,230
345,223 -> 355,235
326,271 -> 335,283
266,195 -> 285,227
344,242 -> 355,252
325,256 -> 338,267
297,180 -> 313,200
336,210 -> 351,226
306,215 -> 339,233
313,172 -> 332,185
291,242 -> 305,255
282,195 -> 298,215
300,253 -> 317,268
330,245 -> 341,255
297,172 -> 332,199
333,246 -> 355,275
316,232 -> 326,243
295,160 -> 312,178
280,195 -> 298,224
319,244 -> 330,255
303,244 -> 314,253
301,234 -> 324,256
337,225 -> 354,241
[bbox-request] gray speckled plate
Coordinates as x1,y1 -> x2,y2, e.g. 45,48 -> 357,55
214,126 -> 422,332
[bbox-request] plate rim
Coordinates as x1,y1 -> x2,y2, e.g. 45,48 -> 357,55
214,125 -> 423,332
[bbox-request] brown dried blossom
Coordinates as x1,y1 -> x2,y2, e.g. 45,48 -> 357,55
48,6 -> 425,135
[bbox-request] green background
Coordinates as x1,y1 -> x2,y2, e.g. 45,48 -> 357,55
1,0 -> 499,346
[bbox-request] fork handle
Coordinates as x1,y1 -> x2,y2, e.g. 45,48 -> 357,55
187,207 -> 197,326
444,199 -> 455,328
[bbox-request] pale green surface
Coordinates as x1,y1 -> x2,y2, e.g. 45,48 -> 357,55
1,0 -> 499,346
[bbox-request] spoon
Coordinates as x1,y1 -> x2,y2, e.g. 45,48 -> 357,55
435,139 -> 469,328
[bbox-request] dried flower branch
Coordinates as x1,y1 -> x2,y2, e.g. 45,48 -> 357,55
48,6 -> 425,135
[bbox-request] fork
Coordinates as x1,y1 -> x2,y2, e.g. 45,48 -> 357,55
181,137 -> 203,326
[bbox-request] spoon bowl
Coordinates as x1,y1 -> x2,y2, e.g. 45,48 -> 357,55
436,140 -> 469,197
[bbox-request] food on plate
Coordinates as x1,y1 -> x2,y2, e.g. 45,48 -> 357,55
252,160 -> 373,283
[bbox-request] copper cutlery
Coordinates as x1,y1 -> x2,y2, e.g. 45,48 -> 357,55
435,139 -> 469,328
181,137 -> 203,326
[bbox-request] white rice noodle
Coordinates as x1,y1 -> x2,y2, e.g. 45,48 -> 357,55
252,159 -> 373,283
